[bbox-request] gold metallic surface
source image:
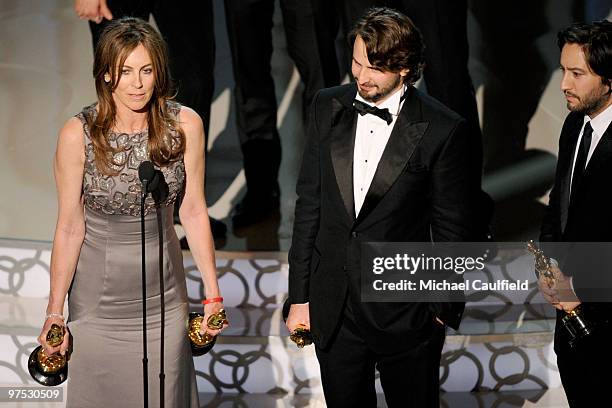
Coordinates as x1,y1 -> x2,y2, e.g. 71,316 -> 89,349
37,349 -> 66,374
206,309 -> 228,330
46,324 -> 65,347
289,326 -> 313,348
189,315 -> 215,347
37,324 -> 66,374
527,241 -> 591,347
527,240 -> 555,286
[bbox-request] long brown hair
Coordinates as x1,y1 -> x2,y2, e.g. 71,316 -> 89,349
88,17 -> 185,175
349,7 -> 425,86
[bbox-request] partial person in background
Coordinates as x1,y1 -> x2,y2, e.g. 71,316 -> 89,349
582,0 -> 612,22
223,0 -> 341,230
74,0 -> 227,240
469,0 -> 554,172
37,18 -> 227,407
539,20 -> 612,408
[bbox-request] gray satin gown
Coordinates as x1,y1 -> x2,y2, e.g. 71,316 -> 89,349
66,102 -> 199,407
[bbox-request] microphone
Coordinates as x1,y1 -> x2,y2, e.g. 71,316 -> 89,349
152,170 -> 169,206
139,161 -> 167,205
139,161 -> 156,193
138,161 -> 155,184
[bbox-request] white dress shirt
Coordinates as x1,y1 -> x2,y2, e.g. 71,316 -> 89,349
353,85 -> 407,216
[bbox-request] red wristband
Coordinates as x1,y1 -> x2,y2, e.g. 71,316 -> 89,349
202,297 -> 223,305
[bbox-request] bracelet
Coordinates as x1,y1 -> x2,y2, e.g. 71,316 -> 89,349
201,297 -> 223,305
45,313 -> 65,320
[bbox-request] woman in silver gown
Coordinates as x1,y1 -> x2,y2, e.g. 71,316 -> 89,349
36,18 -> 227,407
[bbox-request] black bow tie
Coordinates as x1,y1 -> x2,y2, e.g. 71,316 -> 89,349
353,99 -> 393,125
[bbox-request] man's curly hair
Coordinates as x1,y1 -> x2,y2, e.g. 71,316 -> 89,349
349,7 -> 426,85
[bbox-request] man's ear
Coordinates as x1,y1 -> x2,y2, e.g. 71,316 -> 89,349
399,68 -> 409,78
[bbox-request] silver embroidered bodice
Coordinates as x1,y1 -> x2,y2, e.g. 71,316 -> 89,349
77,101 -> 185,216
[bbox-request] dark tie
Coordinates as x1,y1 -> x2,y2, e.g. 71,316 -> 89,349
353,99 -> 393,125
571,121 -> 593,202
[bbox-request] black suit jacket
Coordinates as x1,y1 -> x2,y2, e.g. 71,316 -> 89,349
540,111 -> 612,352
288,84 -> 472,352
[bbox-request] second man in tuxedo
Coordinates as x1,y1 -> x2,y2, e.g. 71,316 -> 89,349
539,20 -> 612,408
286,7 -> 473,407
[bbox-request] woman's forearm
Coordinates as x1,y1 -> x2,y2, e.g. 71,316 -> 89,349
180,207 -> 220,299
47,223 -> 85,314
48,116 -> 87,315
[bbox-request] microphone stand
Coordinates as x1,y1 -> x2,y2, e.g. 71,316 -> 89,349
153,170 -> 169,408
140,180 -> 150,408
156,206 -> 165,408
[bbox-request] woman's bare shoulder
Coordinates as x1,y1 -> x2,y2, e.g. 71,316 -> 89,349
56,117 -> 86,157
177,105 -> 204,134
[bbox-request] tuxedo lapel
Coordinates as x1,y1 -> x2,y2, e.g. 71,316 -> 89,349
356,88 -> 428,224
330,87 -> 358,221
583,123 -> 612,178
569,123 -> 612,211
560,117 -> 583,232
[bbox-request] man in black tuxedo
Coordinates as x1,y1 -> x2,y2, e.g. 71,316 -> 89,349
286,8 -> 472,407
539,21 -> 612,407
339,0 -> 493,241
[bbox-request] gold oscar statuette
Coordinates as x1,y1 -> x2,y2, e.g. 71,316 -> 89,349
289,326 -> 313,348
282,300 -> 313,348
28,324 -> 68,386
188,309 -> 228,356
527,240 -> 592,347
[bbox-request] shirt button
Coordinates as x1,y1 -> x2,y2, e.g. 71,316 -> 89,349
351,231 -> 358,238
